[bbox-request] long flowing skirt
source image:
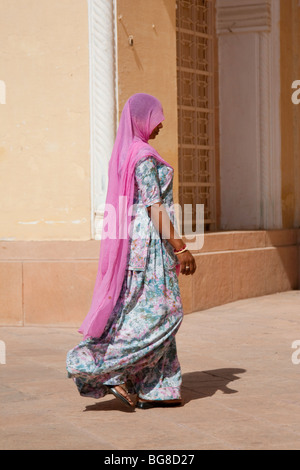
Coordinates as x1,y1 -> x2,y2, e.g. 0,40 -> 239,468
66,256 -> 184,401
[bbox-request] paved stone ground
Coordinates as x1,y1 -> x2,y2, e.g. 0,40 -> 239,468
1,291 -> 300,450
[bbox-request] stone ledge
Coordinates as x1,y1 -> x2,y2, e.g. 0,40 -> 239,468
0,240 -> 100,261
184,229 -> 299,254
0,230 -> 299,326
0,229 -> 298,260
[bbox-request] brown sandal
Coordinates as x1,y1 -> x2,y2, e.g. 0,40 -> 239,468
107,385 -> 135,408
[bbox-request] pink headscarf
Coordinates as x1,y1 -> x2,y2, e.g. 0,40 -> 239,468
79,93 -> 173,339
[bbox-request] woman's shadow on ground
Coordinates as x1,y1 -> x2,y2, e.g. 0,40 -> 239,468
181,368 -> 246,404
83,368 -> 246,413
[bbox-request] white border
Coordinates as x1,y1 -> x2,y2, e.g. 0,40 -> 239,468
88,0 -> 117,239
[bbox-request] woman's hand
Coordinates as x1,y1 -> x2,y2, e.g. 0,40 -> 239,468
176,250 -> 197,275
146,203 -> 197,275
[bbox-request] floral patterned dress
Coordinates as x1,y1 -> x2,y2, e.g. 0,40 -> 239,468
66,157 -> 184,401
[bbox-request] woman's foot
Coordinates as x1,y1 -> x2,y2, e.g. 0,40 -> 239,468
107,384 -> 135,408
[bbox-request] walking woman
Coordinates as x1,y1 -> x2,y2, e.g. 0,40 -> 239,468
66,93 -> 196,409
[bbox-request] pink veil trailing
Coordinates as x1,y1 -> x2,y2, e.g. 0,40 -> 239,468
79,93 -> 173,339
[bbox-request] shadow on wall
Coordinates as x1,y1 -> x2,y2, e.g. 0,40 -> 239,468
162,0 -> 176,30
265,232 -> 299,290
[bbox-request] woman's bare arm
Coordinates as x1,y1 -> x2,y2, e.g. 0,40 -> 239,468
147,202 -> 196,275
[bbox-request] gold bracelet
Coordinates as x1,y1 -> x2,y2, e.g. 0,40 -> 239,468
174,246 -> 188,255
